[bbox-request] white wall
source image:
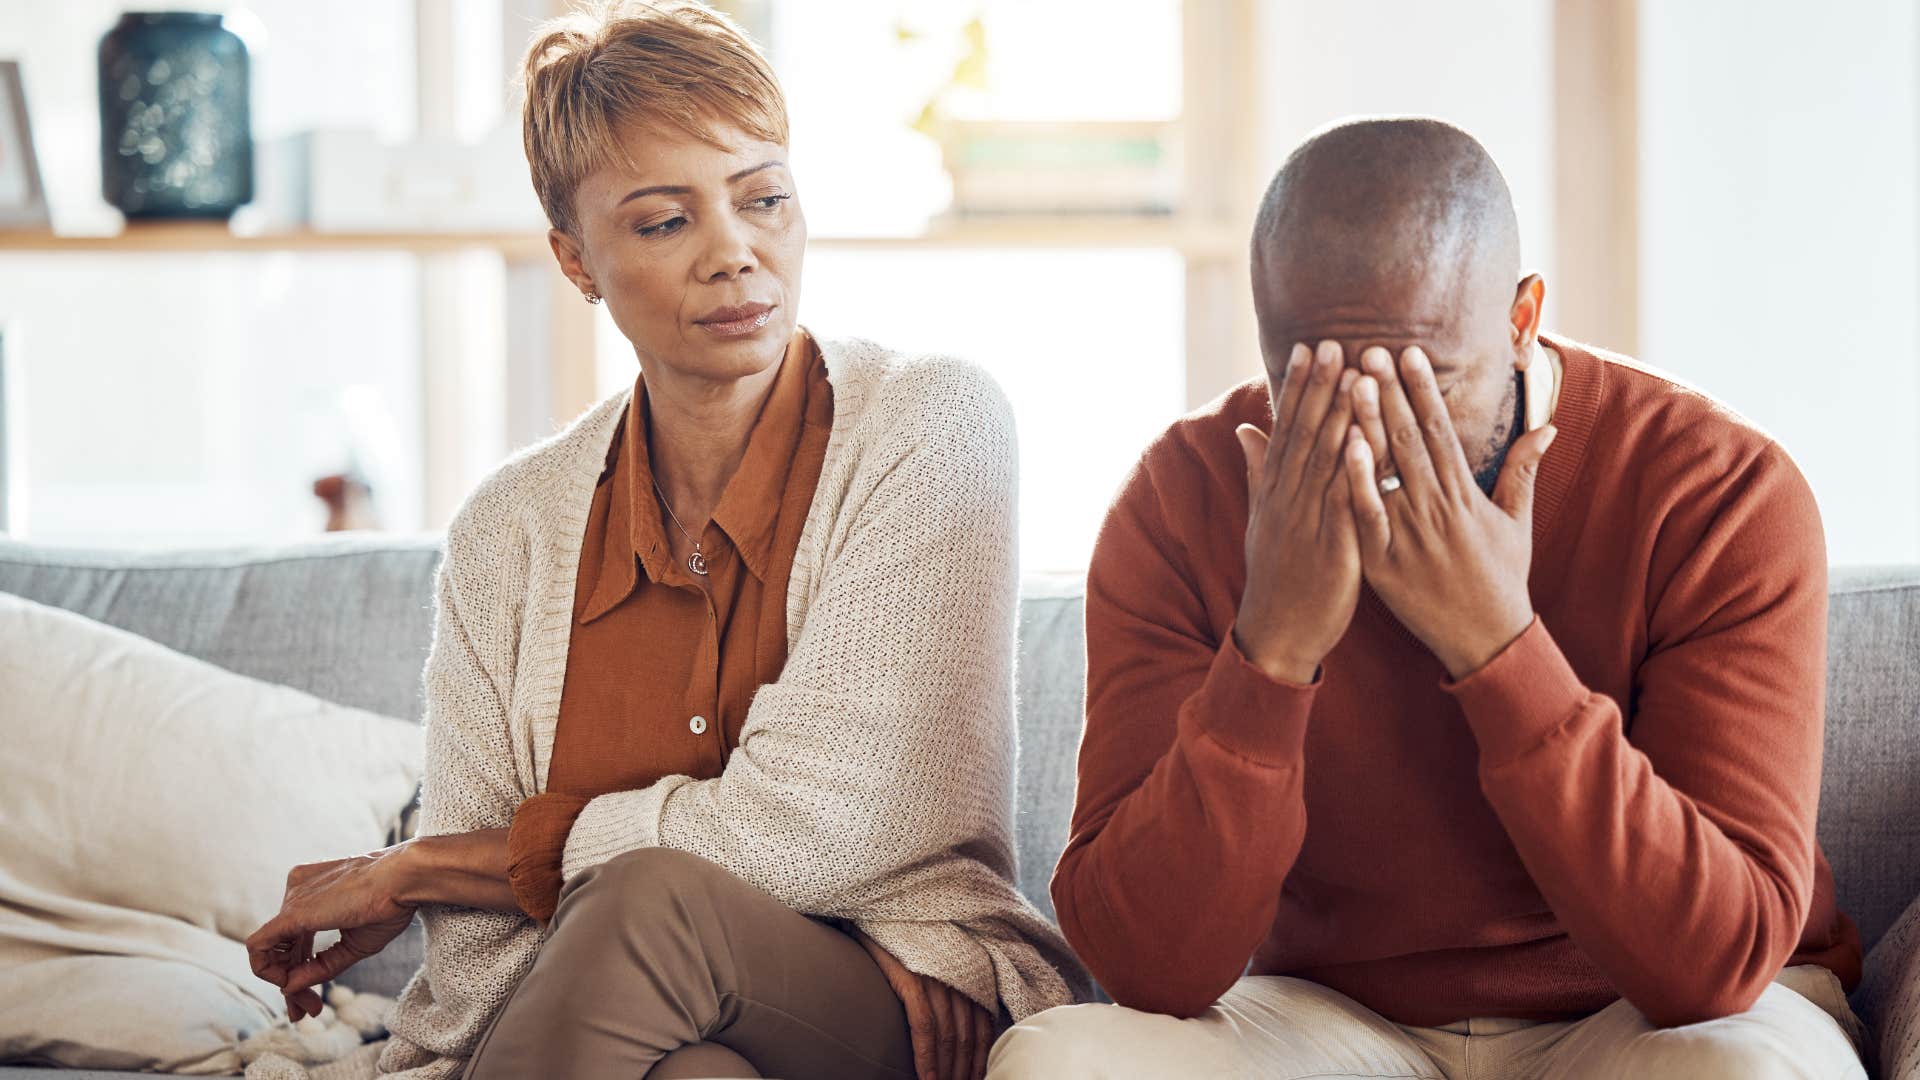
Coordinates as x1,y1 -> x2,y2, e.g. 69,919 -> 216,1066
797,249 -> 1186,573
1638,0 -> 1920,566
0,255 -> 427,546
1254,0 -> 1557,289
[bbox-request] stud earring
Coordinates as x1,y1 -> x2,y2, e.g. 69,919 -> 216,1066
584,291 -> 601,304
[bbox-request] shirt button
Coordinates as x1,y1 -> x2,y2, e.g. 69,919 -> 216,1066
688,715 -> 708,735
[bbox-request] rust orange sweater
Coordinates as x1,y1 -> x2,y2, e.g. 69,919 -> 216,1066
1055,336 -> 1860,1029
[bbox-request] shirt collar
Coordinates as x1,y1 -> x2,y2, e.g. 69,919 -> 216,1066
708,330 -> 817,581
575,330 -> 819,624
1531,333 -> 1603,551
575,397 -> 652,625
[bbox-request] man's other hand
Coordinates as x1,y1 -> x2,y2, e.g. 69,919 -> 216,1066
1234,340 -> 1364,685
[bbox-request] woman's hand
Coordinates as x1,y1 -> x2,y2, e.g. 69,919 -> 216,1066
245,846 -> 417,1021
854,929 -> 996,1080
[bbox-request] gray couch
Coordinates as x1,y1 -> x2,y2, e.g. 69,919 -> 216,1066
1,534 -> 1915,1077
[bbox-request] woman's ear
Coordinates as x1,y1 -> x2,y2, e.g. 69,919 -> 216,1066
1509,274 -> 1546,353
548,228 -> 596,299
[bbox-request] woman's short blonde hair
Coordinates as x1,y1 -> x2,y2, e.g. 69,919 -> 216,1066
519,0 -> 788,237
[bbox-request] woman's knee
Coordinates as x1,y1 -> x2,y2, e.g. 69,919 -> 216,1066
552,847 -> 741,934
647,1041 -> 762,1079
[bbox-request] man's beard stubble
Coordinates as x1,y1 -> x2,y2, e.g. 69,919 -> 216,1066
1471,370 -> 1525,497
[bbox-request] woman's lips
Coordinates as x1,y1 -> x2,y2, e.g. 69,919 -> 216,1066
695,303 -> 774,338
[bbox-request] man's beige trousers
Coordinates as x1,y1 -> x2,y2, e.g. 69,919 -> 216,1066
987,965 -> 1865,1079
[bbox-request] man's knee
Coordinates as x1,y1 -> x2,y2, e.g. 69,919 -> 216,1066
987,1002 -> 1245,1079
988,1004 -> 1150,1077
988,979 -> 1438,1079
1621,1034 -> 1817,1080
1609,984 -> 1864,1080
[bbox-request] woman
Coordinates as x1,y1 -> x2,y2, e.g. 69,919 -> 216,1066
244,3 -> 1086,1077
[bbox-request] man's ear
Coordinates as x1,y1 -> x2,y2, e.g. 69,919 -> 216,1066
1509,274 -> 1546,355
547,228 -> 596,298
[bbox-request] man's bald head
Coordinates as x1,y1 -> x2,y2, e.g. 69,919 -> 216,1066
1249,118 -> 1547,495
1251,117 -> 1522,357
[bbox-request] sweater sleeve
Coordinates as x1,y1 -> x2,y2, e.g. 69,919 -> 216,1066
379,532 -> 544,1079
1051,455 -> 1317,1018
1449,444 -> 1828,1028
554,360 -> 1085,1019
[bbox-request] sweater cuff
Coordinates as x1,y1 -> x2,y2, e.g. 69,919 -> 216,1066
559,783 -> 677,884
1180,627 -> 1317,766
507,792 -> 591,923
1444,616 -> 1590,766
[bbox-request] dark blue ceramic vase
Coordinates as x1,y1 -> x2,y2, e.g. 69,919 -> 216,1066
98,12 -> 252,219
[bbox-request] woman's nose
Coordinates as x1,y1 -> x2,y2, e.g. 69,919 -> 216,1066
696,221 -> 756,282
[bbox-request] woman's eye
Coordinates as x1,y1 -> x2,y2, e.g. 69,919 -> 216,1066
747,193 -> 791,212
636,215 -> 685,237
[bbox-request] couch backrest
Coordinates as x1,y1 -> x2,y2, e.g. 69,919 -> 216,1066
0,534 -> 443,722
3,537 -> 1916,956
1821,566 -> 1920,951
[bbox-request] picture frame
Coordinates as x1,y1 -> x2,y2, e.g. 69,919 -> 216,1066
0,60 -> 49,230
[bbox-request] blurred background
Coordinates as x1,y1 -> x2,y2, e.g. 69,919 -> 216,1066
0,0 -> 1911,571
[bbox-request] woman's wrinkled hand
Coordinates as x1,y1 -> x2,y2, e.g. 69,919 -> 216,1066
244,846 -> 417,1021
854,928 -> 997,1080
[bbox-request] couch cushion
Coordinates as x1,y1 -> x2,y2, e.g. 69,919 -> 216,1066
1822,566 -> 1920,954
0,534 -> 441,1001
0,592 -> 423,1072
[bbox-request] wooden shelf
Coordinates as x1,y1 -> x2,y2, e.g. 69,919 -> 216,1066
0,216 -> 1242,260
0,224 -> 555,259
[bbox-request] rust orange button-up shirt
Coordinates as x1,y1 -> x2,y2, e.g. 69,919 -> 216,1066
506,331 -> 832,922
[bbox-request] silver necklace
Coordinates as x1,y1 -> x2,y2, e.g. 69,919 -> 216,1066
651,478 -> 709,576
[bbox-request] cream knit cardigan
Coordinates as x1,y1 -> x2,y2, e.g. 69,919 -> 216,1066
376,336 -> 1087,1078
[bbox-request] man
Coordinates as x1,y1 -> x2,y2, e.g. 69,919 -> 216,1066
988,118 -> 1864,1077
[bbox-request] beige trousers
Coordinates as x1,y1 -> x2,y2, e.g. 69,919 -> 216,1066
987,966 -> 1866,1080
463,847 -> 916,1080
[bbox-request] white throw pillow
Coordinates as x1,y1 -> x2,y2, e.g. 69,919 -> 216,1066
0,592 -> 423,1072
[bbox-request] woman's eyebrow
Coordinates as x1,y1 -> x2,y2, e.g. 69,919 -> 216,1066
616,161 -> 785,207
617,184 -> 691,206
727,160 -> 785,183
